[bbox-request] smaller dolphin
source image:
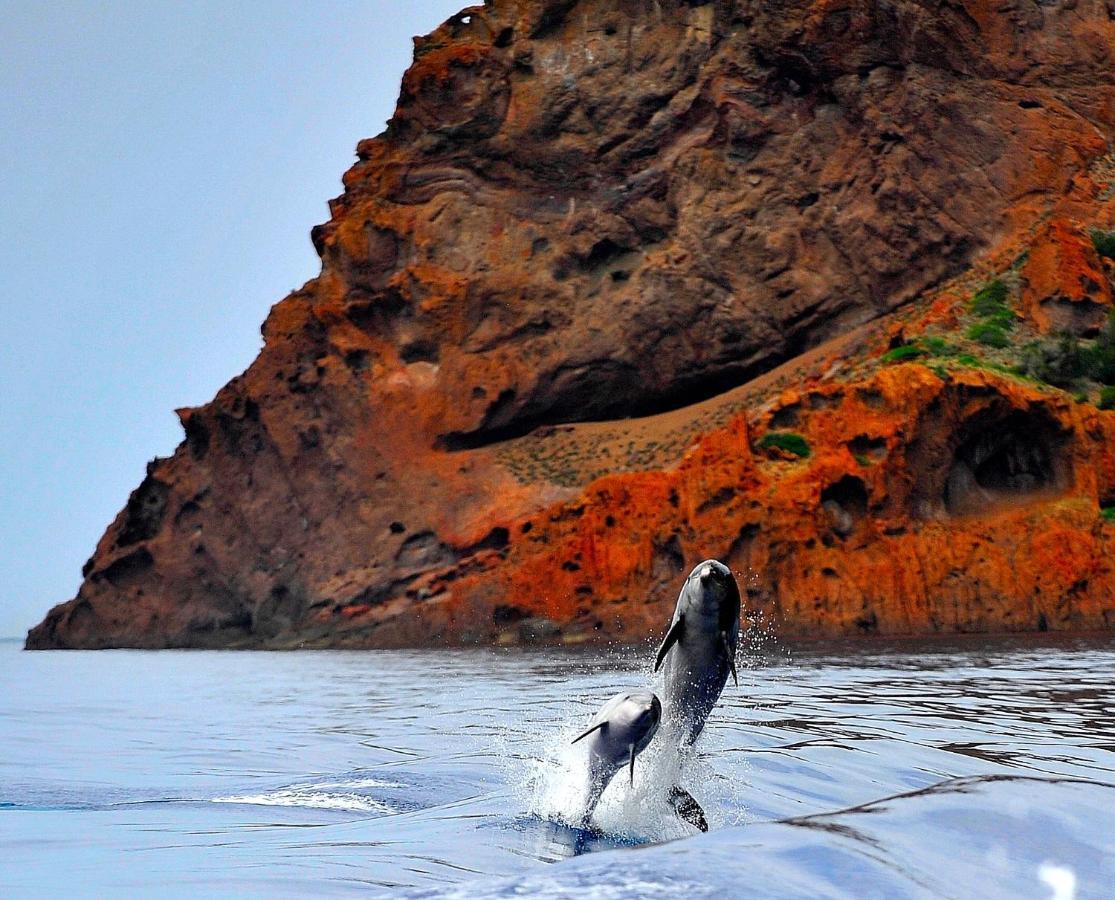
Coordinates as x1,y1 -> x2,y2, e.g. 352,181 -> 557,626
571,689 -> 662,827
655,559 -> 742,748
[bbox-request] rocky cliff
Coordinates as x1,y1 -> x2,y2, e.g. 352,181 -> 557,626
27,0 -> 1115,649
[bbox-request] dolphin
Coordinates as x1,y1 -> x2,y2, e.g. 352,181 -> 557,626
653,559 -> 741,832
654,559 -> 742,747
570,689 -> 662,827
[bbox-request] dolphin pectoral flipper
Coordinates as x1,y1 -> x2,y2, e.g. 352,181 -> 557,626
571,721 -> 607,744
720,630 -> 738,687
667,785 -> 709,833
654,616 -> 685,672
628,744 -> 637,785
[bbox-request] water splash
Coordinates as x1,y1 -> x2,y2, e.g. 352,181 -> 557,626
520,654 -> 745,843
522,720 -> 699,845
513,581 -> 793,844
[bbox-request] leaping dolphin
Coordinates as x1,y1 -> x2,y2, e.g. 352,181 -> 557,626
654,559 -> 742,832
571,689 -> 662,828
655,559 -> 741,747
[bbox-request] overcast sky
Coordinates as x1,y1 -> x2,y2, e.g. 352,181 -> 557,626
0,1 -> 464,637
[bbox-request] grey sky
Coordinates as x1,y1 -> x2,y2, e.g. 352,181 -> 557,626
0,1 -> 464,636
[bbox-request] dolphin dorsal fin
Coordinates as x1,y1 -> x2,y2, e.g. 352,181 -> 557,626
571,721 -> 607,744
720,630 -> 738,687
654,615 -> 685,673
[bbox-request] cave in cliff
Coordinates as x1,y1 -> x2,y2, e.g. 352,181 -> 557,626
944,409 -> 1070,517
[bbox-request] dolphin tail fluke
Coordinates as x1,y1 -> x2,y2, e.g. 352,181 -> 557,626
720,630 -> 738,686
571,721 -> 607,744
667,785 -> 709,833
654,616 -> 685,672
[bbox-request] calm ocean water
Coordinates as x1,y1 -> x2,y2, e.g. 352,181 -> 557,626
2,632 -> 1114,897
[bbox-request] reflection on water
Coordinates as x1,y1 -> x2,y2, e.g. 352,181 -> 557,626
1,632 -> 1114,897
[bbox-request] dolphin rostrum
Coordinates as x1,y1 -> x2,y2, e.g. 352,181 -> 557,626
571,689 -> 662,828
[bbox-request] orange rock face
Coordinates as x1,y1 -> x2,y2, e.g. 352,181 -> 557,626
26,0 -> 1115,649
1022,219 -> 1113,334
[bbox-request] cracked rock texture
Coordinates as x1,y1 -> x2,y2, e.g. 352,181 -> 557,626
27,0 -> 1115,649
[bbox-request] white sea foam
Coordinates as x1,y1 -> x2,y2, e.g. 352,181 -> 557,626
213,776 -> 404,814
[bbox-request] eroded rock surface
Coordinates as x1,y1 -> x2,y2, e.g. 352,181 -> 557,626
27,0 -> 1115,649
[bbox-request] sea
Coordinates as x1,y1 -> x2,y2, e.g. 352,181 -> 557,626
2,631 -> 1114,898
